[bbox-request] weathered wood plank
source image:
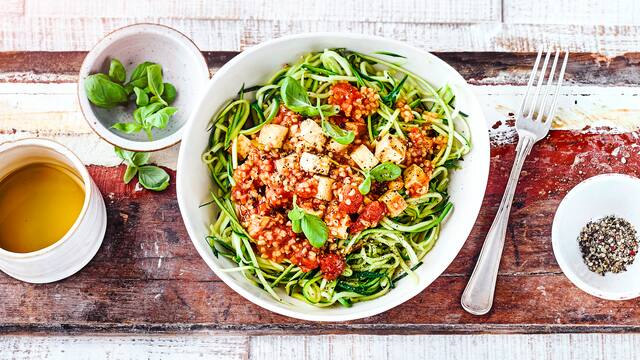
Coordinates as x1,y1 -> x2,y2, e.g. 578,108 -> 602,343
2,18 -> 640,54
1,334 -> 247,360
249,334 -> 640,360
4,52 -> 640,87
5,333 -> 640,359
504,0 -> 640,25
24,0 -> 501,23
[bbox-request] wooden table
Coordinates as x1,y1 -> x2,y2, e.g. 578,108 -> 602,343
2,51 -> 640,334
3,1 -> 640,359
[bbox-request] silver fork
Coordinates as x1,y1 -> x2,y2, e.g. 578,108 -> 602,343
460,49 -> 569,315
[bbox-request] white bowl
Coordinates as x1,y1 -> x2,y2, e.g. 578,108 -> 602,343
78,23 -> 209,152
177,33 -> 490,321
552,173 -> 640,300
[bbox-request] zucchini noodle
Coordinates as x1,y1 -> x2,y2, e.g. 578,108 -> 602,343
201,48 -> 471,308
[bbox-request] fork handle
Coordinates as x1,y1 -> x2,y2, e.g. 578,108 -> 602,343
461,134 -> 536,315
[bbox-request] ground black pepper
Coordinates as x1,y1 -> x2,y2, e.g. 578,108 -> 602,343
578,215 -> 639,276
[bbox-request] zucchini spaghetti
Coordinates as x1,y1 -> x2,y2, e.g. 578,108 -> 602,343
201,48 -> 471,307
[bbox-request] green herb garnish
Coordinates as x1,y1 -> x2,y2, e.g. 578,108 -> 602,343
288,197 -> 329,248
114,147 -> 170,191
84,58 -> 178,140
358,162 -> 402,195
281,76 -> 337,117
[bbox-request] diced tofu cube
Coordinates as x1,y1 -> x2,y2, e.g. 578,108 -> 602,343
234,134 -> 253,159
327,139 -> 349,153
275,154 -> 297,173
314,175 -> 335,201
375,134 -> 406,164
350,145 -> 379,170
299,119 -> 326,150
388,178 -> 404,191
379,190 -> 408,217
324,203 -> 350,240
258,124 -> 288,149
403,164 -> 429,192
300,152 -> 331,175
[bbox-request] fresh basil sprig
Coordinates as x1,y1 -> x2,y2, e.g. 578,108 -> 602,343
357,162 -> 402,195
281,76 -> 338,117
114,147 -> 170,191
84,58 -> 178,140
125,61 -> 156,94
288,199 -> 329,248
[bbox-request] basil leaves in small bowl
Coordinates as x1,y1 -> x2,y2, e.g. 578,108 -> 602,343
78,24 -> 209,152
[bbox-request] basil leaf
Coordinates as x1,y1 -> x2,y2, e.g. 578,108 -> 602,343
84,73 -> 128,108
143,106 -> 177,130
133,86 -> 149,106
291,220 -> 302,234
321,119 -> 355,145
147,64 -> 167,105
137,165 -> 170,191
370,162 -> 402,182
114,146 -> 135,163
131,151 -> 150,167
162,82 -> 177,104
137,102 -> 164,119
358,173 -> 372,195
123,165 -> 138,184
280,76 -> 337,117
288,207 -> 305,222
127,61 -> 156,89
301,214 -> 328,248
112,122 -> 142,134
108,58 -> 126,84
281,76 -> 311,110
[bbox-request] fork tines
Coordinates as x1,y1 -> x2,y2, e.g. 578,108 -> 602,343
517,49 -> 569,125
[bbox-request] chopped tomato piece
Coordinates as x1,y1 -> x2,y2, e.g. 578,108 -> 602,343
350,201 -> 387,234
337,184 -> 364,214
319,253 -> 346,280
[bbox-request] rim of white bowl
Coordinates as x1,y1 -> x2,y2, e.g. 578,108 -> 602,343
78,23 -> 209,152
177,32 -> 490,321
0,138 -> 93,259
552,173 -> 640,300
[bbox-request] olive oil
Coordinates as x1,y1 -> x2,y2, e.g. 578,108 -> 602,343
0,162 -> 85,253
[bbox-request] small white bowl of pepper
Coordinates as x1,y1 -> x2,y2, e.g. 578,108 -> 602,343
553,173 -> 640,300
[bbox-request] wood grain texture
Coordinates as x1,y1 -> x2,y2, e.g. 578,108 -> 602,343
24,0 -> 501,23
3,18 -> 640,54
249,334 -> 640,360
4,333 -> 640,359
1,334 -> 247,360
504,0 -> 640,25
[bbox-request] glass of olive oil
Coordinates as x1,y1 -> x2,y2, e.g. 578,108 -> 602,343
0,162 -> 85,253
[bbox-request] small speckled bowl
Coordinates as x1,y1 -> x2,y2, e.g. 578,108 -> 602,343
78,23 -> 209,152
552,173 -> 640,300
